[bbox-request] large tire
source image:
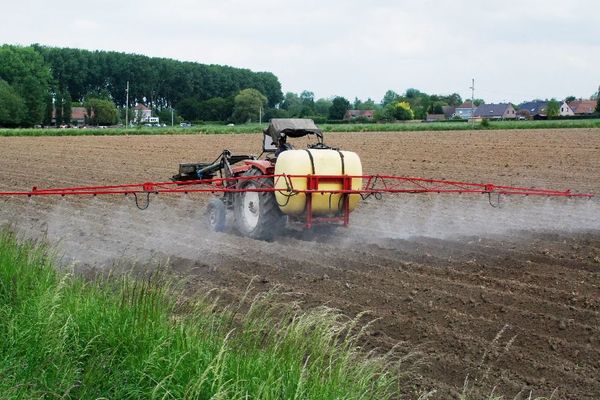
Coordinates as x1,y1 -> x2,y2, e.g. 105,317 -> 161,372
205,197 -> 226,232
234,168 -> 285,240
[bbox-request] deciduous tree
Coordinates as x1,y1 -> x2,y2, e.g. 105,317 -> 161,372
314,98 -> 333,117
0,45 -> 52,126
300,90 -> 315,116
328,96 -> 350,120
390,101 -> 414,120
85,98 -> 118,125
0,79 -> 26,127
547,99 -> 560,118
198,97 -> 234,121
358,98 -> 377,110
54,91 -> 63,125
375,101 -> 414,121
231,88 -> 267,123
381,90 -> 400,107
177,97 -> 201,121
280,92 -> 302,116
62,91 -> 72,124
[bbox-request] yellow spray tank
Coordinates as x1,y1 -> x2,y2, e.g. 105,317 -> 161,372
274,149 -> 362,216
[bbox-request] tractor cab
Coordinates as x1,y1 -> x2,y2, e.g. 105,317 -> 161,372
262,118 -> 327,155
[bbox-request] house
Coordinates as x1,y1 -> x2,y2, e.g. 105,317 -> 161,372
454,101 -> 475,120
518,100 -> 574,119
441,105 -> 456,120
518,101 -> 548,119
473,103 -> 516,119
568,99 -> 597,115
343,109 -> 375,121
559,101 -> 575,117
70,107 -> 89,125
425,114 -> 446,122
51,106 -> 90,126
133,103 -> 153,122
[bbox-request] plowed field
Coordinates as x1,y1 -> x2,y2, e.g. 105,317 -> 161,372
1,129 -> 599,399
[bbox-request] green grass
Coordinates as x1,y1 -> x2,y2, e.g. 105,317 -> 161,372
0,124 -> 266,137
319,118 -> 600,133
0,230 -> 398,399
1,119 -> 599,137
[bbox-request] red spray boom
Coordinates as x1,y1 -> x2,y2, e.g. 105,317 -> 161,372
0,174 -> 592,229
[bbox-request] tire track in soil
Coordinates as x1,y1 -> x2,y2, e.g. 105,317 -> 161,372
185,232 -> 600,399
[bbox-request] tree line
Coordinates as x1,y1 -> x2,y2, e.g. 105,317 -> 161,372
261,89 -> 465,123
2,43 -> 598,128
0,44 -> 466,127
0,44 -> 283,127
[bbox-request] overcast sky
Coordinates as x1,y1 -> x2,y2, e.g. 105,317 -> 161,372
2,0 -> 599,104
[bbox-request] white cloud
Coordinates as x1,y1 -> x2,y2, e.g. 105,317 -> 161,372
1,0 -> 599,103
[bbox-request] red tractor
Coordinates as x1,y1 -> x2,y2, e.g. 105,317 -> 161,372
172,118 -> 360,239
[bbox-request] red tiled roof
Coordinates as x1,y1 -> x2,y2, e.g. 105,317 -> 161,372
71,107 -> 87,120
344,109 -> 375,118
134,103 -> 150,110
457,101 -> 474,109
568,100 -> 596,114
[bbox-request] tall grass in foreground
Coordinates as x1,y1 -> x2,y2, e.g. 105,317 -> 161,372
0,230 -> 398,399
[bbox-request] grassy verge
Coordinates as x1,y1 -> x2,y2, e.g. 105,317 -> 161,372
321,118 -> 600,132
0,124 -> 265,137
0,230 -> 398,399
0,119 -> 599,137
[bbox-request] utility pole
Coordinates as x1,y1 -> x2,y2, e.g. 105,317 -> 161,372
125,81 -> 129,127
469,78 -> 475,127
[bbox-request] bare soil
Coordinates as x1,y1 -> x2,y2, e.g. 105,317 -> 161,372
1,129 -> 599,399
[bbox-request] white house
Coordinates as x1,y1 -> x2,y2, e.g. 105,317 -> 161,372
454,101 -> 475,120
559,101 -> 574,117
133,103 -> 153,123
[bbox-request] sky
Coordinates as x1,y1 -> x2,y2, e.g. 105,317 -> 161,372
2,0 -> 599,104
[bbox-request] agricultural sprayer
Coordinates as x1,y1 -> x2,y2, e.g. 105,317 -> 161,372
0,119 -> 593,240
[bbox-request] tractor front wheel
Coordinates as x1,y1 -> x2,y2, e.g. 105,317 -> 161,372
234,168 -> 284,240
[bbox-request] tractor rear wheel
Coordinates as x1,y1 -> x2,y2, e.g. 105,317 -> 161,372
206,198 -> 226,232
234,168 -> 284,240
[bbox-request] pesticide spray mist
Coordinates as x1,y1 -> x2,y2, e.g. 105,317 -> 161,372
349,194 -> 600,241
1,193 -> 599,268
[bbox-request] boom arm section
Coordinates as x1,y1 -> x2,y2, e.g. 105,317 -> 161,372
0,174 -> 592,198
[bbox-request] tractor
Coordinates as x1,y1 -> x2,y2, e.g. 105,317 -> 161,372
172,118 -> 362,239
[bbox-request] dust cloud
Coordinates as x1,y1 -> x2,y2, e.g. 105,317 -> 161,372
1,193 -> 599,268
349,194 -> 600,240
0,195 -> 235,268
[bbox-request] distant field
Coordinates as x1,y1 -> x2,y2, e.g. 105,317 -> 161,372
1,118 -> 599,136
